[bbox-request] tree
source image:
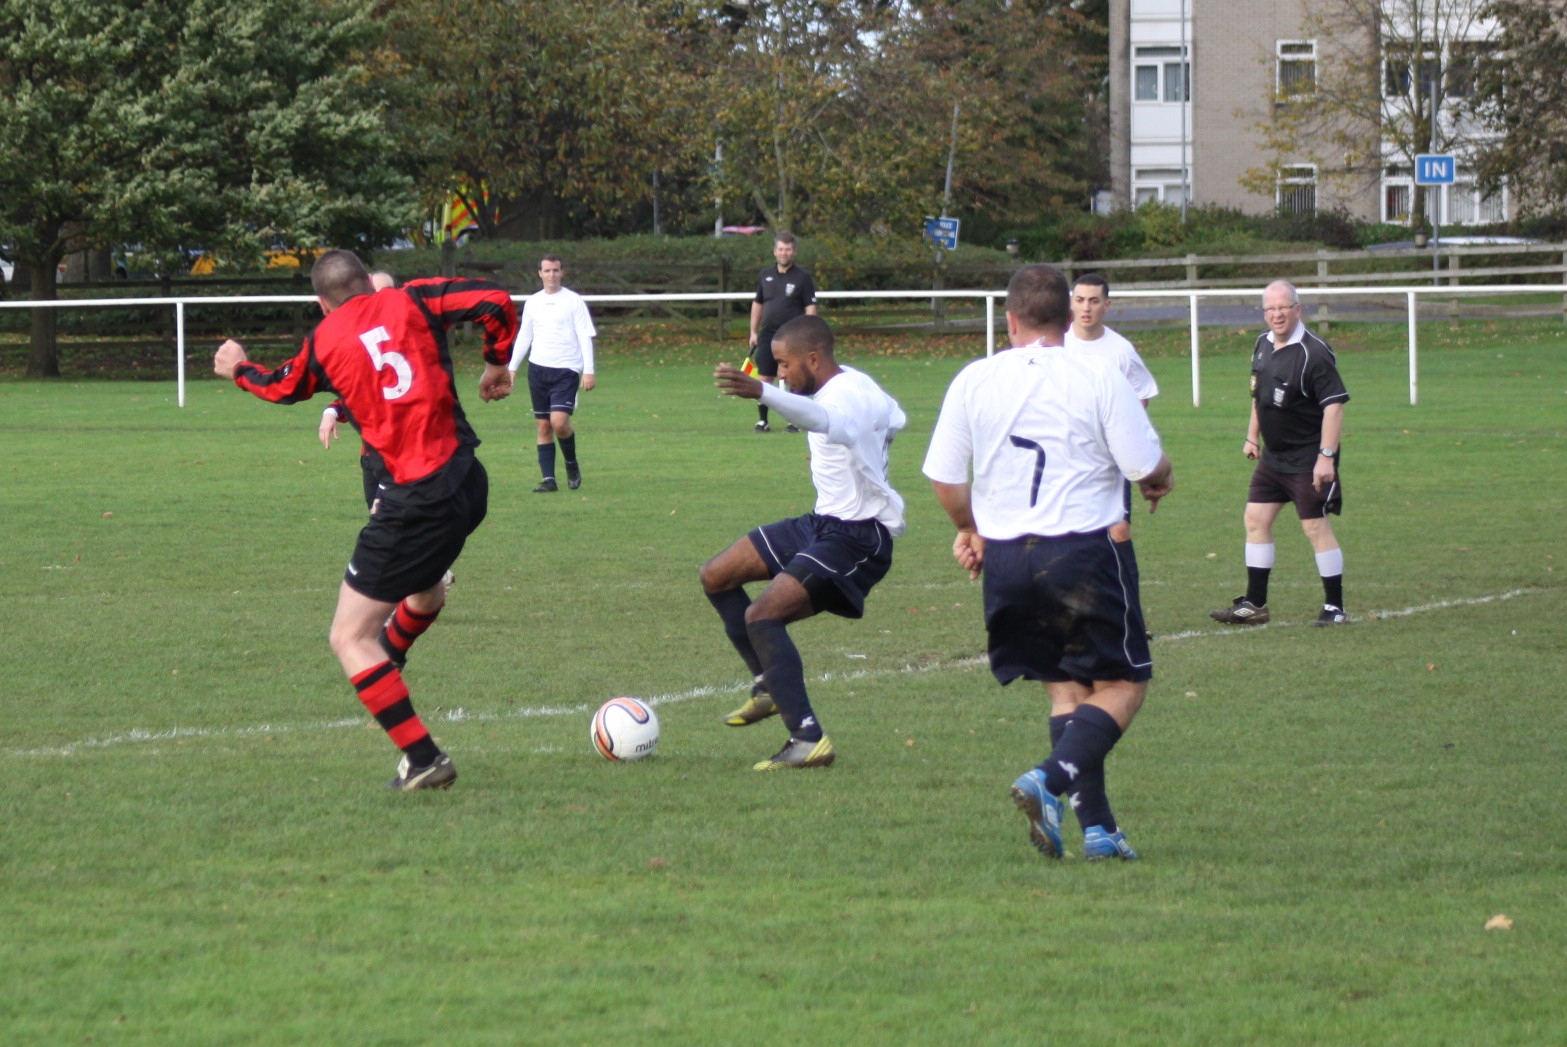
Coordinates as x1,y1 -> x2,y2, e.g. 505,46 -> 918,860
1471,1 -> 1567,216
1241,0 -> 1492,227
686,0 -> 1108,238
0,0 -> 417,376
911,0 -> 1109,227
375,0 -> 700,241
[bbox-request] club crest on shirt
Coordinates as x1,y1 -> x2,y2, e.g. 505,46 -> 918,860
1249,374 -> 1257,395
1272,386 -> 1286,406
785,283 -> 796,296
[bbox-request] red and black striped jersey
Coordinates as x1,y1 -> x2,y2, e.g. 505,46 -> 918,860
233,278 -> 519,498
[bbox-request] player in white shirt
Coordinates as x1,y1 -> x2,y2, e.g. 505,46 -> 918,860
1065,273 -> 1158,542
924,264 -> 1173,862
705,315 -> 906,770
507,255 -> 596,493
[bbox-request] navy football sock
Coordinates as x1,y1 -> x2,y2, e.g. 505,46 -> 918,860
758,404 -> 769,424
745,618 -> 821,741
1322,574 -> 1343,608
536,441 -> 556,480
1246,566 -> 1271,606
1049,713 -> 1071,749
558,433 -> 577,469
1040,704 -> 1123,832
705,587 -> 763,677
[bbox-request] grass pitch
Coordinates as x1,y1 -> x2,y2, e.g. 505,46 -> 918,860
4,320 -> 1566,1045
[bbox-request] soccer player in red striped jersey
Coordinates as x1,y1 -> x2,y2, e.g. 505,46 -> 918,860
214,250 -> 519,791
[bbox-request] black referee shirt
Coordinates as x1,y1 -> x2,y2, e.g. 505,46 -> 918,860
1250,325 -> 1349,472
754,264 -> 818,334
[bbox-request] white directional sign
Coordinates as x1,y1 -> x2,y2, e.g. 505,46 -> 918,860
1415,154 -> 1456,185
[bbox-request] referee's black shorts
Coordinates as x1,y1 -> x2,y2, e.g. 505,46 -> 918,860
752,330 -> 780,378
345,459 -> 489,603
982,529 -> 1152,686
1247,459 -> 1342,519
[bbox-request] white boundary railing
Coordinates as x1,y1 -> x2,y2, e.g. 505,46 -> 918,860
2,284 -> 1562,408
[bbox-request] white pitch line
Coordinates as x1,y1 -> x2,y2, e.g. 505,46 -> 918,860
9,588 -> 1542,759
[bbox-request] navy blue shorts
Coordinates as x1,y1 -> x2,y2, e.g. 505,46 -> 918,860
528,362 -> 580,418
982,529 -> 1152,685
748,513 -> 893,619
346,459 -> 489,603
1248,459 -> 1342,519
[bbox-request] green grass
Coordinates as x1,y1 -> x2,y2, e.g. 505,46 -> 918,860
3,322 -> 1566,1045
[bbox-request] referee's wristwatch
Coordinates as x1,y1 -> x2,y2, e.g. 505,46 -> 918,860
1319,447 -> 1338,459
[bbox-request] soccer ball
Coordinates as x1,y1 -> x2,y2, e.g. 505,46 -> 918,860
591,697 -> 659,762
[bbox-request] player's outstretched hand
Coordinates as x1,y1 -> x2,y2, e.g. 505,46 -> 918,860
952,530 -> 986,580
714,363 -> 764,400
478,364 -> 513,402
319,409 -> 339,449
213,338 -> 248,380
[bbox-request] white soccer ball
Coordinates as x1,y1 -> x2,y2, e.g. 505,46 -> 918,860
591,697 -> 659,762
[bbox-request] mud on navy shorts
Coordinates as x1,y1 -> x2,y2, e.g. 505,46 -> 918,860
1247,459 -> 1342,519
528,362 -> 581,418
982,529 -> 1152,685
748,513 -> 893,619
346,459 -> 489,603
752,330 -> 780,378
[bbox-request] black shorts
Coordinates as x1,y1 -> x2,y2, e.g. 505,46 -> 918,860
752,331 -> 779,379
1248,459 -> 1342,519
528,362 -> 580,418
982,530 -> 1152,686
346,459 -> 489,603
748,513 -> 893,619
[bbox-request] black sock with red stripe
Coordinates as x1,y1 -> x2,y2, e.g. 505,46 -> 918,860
378,600 -> 442,668
352,661 -> 440,767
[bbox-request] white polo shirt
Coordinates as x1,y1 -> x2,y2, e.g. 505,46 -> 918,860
509,287 -> 596,374
922,345 -> 1164,539
1065,325 -> 1159,402
758,366 -> 907,536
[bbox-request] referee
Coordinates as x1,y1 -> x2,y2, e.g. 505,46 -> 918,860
1210,280 -> 1349,627
748,231 -> 818,432
924,264 -> 1173,861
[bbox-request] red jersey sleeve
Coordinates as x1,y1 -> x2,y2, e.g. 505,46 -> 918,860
402,278 -> 520,366
232,337 -> 328,404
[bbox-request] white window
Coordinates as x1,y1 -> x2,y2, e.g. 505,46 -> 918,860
1384,183 -> 1412,223
1447,181 -> 1506,225
1276,40 -> 1316,99
1133,167 -> 1189,207
1277,165 -> 1317,215
1134,46 -> 1189,104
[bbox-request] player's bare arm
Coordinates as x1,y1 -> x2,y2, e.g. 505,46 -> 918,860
930,480 -> 986,580
1135,455 -> 1174,513
749,302 -> 763,347
581,374 -> 597,391
1244,403 -> 1261,459
715,362 -> 764,400
213,338 -> 249,380
1313,402 -> 1343,490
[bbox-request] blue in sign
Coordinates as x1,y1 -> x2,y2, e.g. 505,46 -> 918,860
1414,154 -> 1456,185
924,216 -> 960,251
